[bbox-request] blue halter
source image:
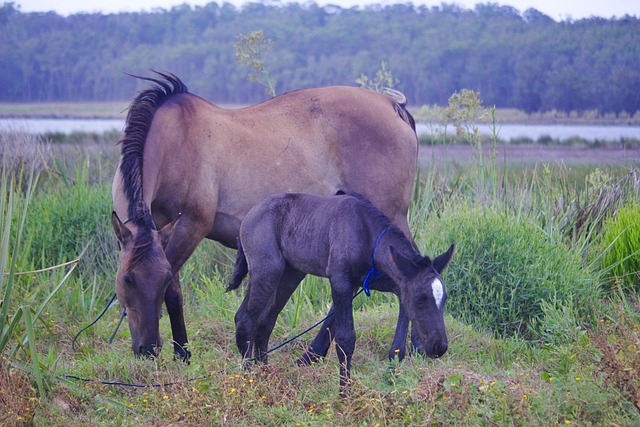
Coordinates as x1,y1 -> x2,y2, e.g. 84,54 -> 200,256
362,227 -> 390,296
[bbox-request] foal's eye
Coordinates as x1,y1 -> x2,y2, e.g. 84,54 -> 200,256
416,295 -> 430,306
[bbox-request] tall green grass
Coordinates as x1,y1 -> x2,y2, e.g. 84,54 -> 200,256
1,155 -> 82,401
1,116 -> 640,424
597,202 -> 640,292
416,202 -> 598,343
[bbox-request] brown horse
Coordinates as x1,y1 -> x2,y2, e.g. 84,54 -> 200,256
111,71 -> 418,361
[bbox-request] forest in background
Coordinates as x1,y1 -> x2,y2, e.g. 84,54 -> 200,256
1,1 -> 639,115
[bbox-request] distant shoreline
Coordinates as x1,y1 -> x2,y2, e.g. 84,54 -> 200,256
419,143 -> 640,166
0,101 -> 638,127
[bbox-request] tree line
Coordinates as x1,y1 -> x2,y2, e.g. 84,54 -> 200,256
1,1 -> 639,115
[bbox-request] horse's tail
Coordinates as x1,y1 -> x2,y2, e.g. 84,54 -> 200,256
117,71 -> 189,227
382,87 -> 416,133
227,238 -> 249,292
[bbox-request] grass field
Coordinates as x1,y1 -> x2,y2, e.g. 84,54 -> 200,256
1,122 -> 639,425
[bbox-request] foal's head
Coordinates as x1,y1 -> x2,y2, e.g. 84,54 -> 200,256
111,212 -> 178,357
391,244 -> 454,359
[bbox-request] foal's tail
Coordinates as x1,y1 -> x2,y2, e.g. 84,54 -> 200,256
227,239 -> 248,292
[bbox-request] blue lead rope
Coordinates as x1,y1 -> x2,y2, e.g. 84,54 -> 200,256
362,227 -> 390,296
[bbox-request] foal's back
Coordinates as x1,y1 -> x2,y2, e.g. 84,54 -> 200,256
240,192 -> 388,278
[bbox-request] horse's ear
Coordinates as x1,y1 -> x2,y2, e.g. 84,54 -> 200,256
159,213 -> 181,249
390,245 -> 419,277
433,244 -> 455,274
112,211 -> 132,247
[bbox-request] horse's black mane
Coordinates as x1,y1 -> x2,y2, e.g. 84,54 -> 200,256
117,71 -> 189,230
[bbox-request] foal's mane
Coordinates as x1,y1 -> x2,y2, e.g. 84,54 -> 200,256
117,71 -> 188,266
340,192 -> 429,266
117,70 -> 189,230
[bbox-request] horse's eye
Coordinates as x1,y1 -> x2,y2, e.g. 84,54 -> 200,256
123,275 -> 134,286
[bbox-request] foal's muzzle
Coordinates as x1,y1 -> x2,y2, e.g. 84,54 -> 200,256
135,343 -> 161,358
429,341 -> 448,358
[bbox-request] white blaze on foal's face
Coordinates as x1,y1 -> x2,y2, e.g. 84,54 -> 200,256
432,278 -> 444,309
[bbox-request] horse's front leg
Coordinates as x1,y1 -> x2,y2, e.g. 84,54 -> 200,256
165,273 -> 190,362
163,220 -> 208,363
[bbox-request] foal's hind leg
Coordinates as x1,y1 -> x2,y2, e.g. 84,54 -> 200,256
237,260 -> 289,364
253,267 -> 306,362
234,295 -> 254,364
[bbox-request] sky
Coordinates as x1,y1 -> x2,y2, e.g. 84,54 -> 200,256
11,0 -> 640,21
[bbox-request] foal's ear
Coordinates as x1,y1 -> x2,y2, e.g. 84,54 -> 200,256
433,244 -> 455,274
390,245 -> 419,277
159,213 -> 181,249
111,211 -> 132,247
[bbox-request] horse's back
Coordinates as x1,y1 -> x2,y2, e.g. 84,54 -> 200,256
142,86 -> 418,246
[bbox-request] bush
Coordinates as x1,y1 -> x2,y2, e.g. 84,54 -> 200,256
598,203 -> 640,293
417,203 -> 599,342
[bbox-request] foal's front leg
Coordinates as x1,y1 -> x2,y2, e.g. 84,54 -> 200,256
331,283 -> 357,398
296,305 -> 336,366
297,276 -> 411,365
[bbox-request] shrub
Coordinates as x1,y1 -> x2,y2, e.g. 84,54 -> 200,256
598,203 -> 640,293
416,203 -> 599,342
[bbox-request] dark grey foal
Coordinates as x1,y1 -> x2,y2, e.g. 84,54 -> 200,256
227,192 -> 454,396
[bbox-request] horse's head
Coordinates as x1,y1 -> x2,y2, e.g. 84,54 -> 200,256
111,212 -> 178,357
391,244 -> 454,359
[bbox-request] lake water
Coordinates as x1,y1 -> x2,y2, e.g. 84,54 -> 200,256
415,123 -> 640,141
1,118 -> 640,142
0,118 -> 124,134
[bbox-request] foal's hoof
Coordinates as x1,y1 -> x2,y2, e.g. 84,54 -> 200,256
388,347 -> 407,362
174,349 -> 191,364
296,351 -> 322,366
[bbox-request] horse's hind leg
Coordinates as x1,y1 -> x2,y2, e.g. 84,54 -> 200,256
254,267 -> 306,362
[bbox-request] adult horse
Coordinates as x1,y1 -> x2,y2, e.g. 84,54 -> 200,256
111,71 -> 418,361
